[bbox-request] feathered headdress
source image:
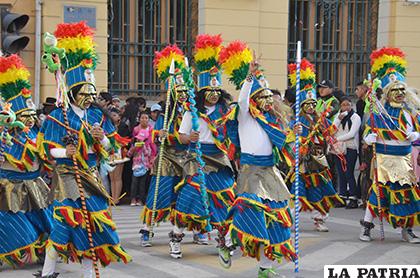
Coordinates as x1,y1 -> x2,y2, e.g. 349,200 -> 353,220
154,44 -> 186,83
54,21 -> 97,91
219,40 -> 268,97
0,54 -> 36,114
370,47 -> 407,93
193,34 -> 223,90
288,58 -> 317,104
218,41 -> 252,90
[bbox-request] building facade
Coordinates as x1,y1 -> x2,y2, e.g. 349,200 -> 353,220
1,0 -> 419,102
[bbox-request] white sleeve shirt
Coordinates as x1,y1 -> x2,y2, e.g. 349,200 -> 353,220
237,80 -> 273,156
179,106 -> 216,144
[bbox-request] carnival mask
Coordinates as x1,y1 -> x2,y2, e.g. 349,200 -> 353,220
74,84 -> 97,109
302,100 -> 316,114
254,89 -> 274,112
205,90 -> 221,106
176,89 -> 188,104
17,110 -> 38,129
388,83 -> 406,107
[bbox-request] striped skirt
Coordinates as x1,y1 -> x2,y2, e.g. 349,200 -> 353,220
0,210 -> 45,267
141,175 -> 181,226
367,181 -> 420,228
172,167 -> 236,232
227,192 -> 296,263
49,195 -> 131,266
290,168 -> 344,215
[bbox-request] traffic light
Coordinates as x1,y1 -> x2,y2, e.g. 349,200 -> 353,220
1,11 -> 29,54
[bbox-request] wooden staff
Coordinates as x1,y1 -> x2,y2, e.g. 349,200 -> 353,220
61,102 -> 101,278
366,76 -> 385,240
150,60 -> 176,237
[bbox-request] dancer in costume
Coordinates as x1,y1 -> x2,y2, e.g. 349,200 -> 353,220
359,47 -> 420,243
288,58 -> 344,232
37,22 -> 131,278
217,42 -> 296,277
171,34 -> 236,259
139,44 -> 189,247
0,54 -> 52,267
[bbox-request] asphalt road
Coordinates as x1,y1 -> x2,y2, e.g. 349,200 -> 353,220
1,205 -> 419,278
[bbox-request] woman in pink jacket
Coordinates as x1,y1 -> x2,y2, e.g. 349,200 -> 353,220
128,112 -> 157,206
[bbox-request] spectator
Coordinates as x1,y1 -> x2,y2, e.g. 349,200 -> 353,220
284,87 -> 296,112
354,81 -> 372,207
127,112 -> 156,206
149,103 -> 162,127
108,108 -> 126,204
316,80 -> 340,120
112,96 -> 121,109
38,97 -> 57,126
98,91 -> 112,108
333,96 -> 361,209
333,88 -> 345,102
42,97 -> 57,115
137,97 -> 147,113
317,80 -> 340,190
122,102 -> 140,133
355,82 -> 369,121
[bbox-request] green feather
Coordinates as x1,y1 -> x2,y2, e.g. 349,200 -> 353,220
229,64 -> 250,90
0,80 -> 31,101
60,50 -> 97,71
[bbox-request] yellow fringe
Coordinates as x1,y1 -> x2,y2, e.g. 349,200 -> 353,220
0,235 -> 45,267
368,203 -> 420,228
140,206 -> 173,226
53,206 -> 116,232
47,240 -> 132,266
229,224 -> 296,263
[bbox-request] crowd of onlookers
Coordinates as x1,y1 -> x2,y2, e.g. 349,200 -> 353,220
95,91 -> 163,206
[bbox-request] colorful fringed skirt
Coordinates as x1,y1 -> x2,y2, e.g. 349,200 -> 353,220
172,145 -> 236,232
48,165 -> 131,266
141,147 -> 185,226
227,193 -> 296,262
367,150 -> 420,228
290,168 -> 344,215
141,176 -> 181,226
0,172 -> 52,267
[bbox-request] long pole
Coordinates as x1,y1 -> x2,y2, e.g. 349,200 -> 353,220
294,41 -> 302,274
150,62 -> 175,237
367,76 -> 385,241
61,105 -> 100,278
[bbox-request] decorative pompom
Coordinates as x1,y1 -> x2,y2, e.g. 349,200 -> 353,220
153,44 -> 185,81
0,54 -> 30,88
218,40 -> 253,89
193,34 -> 222,72
288,58 -> 316,88
370,47 -> 407,79
54,21 -> 94,39
54,21 -> 97,70
0,54 -> 31,104
0,54 -> 28,73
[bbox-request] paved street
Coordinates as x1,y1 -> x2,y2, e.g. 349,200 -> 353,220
1,205 -> 419,278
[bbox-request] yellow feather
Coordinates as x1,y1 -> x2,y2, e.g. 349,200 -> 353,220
0,67 -> 30,85
194,46 -> 221,62
156,54 -> 185,76
221,49 -> 253,76
371,55 -> 406,74
57,36 -> 95,54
